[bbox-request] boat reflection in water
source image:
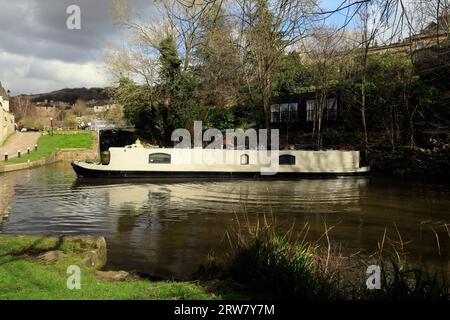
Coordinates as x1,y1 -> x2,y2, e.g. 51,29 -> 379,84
75,176 -> 448,279
70,177 -> 372,278
1,162 -> 448,279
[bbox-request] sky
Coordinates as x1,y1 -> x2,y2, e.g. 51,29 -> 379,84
0,0 -> 157,95
0,0 -> 419,96
0,0 -> 359,96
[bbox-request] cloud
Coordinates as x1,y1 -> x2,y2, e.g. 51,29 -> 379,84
0,0 -> 157,94
0,52 -> 109,95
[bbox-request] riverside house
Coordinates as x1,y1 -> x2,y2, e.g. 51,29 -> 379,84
270,90 -> 340,132
0,82 -> 14,145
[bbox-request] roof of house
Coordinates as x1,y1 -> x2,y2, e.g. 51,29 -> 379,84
0,82 -> 8,100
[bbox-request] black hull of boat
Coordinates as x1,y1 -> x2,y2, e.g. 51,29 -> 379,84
71,161 -> 369,179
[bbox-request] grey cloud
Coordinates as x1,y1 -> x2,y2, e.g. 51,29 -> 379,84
0,0 -> 157,93
0,0 -> 134,63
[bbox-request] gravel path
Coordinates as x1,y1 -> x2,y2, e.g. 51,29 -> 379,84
0,132 -> 41,159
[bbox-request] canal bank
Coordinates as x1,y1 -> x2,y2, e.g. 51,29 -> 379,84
0,131 -> 98,174
1,233 -> 448,300
0,235 -> 217,300
1,162 -> 449,280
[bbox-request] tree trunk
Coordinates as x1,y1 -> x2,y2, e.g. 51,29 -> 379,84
409,117 -> 415,147
262,70 -> 272,131
361,74 -> 369,159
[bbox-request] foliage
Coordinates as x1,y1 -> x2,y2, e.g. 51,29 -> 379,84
273,52 -> 310,96
195,216 -> 449,300
108,0 -> 450,175
114,77 -> 164,144
363,260 -> 450,300
197,216 -> 341,299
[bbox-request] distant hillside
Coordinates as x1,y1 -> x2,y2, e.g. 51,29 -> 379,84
27,87 -> 112,105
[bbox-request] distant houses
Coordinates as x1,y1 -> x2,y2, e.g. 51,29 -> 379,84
368,12 -> 449,56
92,104 -> 119,113
0,81 -> 15,145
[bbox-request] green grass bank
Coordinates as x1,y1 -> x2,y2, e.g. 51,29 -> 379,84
1,132 -> 93,165
1,224 -> 448,300
0,236 -> 217,300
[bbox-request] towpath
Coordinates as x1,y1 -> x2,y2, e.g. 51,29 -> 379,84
0,132 -> 41,160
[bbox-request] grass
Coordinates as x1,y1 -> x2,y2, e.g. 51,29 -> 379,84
0,236 -> 218,300
195,214 -> 450,300
1,225 -> 448,300
1,132 -> 93,165
195,215 -> 342,299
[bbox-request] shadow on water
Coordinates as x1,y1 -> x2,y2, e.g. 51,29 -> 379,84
0,162 -> 449,279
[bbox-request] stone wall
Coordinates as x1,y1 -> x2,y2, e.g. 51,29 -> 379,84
0,107 -> 15,146
0,148 -> 98,173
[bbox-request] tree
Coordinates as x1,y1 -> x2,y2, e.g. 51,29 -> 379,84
73,99 -> 87,117
352,0 -> 387,157
272,51 -> 309,97
195,3 -> 242,109
161,0 -> 217,70
114,77 -> 164,144
159,35 -> 183,85
10,96 -> 34,122
237,0 -> 315,130
301,27 -> 348,148
108,0 -> 172,85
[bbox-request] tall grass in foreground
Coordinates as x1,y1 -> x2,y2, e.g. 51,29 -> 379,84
196,214 -> 449,300
360,226 -> 450,300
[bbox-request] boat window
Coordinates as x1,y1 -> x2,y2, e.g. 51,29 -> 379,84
149,153 -> 171,164
241,154 -> 249,165
279,155 -> 296,165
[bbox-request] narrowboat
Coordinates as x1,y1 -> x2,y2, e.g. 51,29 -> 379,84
71,142 -> 370,178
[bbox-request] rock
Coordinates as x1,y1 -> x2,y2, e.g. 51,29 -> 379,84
0,235 -> 107,269
94,271 -> 130,281
81,250 -> 105,270
94,237 -> 107,269
66,236 -> 107,270
37,250 -> 66,263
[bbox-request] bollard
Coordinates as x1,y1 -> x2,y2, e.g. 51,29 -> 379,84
18,150 -> 21,158
27,147 -> 30,154
35,144 -> 38,151
4,152 -> 8,161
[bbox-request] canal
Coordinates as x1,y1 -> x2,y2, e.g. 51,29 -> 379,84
1,162 -> 449,279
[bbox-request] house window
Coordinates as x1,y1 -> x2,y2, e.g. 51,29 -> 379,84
272,103 -> 299,123
327,98 -> 338,121
280,103 -> 290,122
289,103 -> 298,121
240,154 -> 249,165
279,155 -> 296,165
149,153 -> 171,164
270,104 -> 280,123
306,100 -> 317,122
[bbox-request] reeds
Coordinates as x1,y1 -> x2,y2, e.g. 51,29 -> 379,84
196,210 -> 450,300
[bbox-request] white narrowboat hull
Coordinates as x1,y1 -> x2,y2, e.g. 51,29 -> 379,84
72,147 -> 370,178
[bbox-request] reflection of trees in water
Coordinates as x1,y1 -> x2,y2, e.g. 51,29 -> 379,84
113,187 -> 172,233
98,177 -> 448,278
148,192 -> 171,217
0,173 -> 16,224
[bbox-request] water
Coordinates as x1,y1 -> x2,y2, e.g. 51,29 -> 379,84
1,162 -> 449,279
